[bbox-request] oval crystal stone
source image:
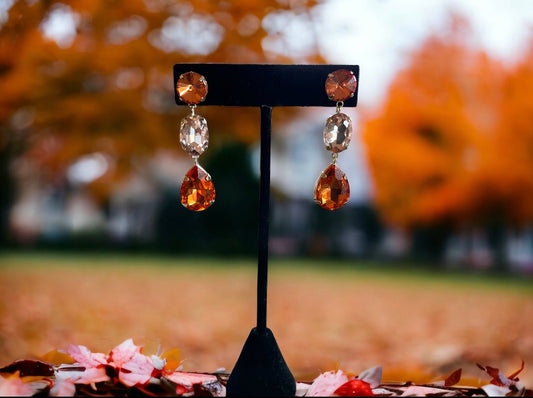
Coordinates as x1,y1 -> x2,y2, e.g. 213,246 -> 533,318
325,69 -> 357,101
324,112 -> 352,153
314,164 -> 350,210
180,114 -> 209,157
180,164 -> 215,211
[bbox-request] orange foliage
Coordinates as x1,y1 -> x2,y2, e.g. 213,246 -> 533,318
363,16 -> 533,228
0,0 -> 325,201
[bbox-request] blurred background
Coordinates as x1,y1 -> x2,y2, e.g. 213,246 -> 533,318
1,0 -> 533,385
2,0 -> 533,270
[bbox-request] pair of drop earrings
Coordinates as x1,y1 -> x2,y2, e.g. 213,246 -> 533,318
176,69 -> 356,212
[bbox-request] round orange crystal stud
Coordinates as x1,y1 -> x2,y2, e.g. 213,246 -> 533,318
325,69 -> 357,101
176,71 -> 208,105
314,164 -> 350,210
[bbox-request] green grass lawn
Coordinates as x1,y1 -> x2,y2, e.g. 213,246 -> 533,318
2,250 -> 531,290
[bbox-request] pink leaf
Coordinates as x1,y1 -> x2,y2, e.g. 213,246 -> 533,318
306,370 -> 350,397
49,379 -> 76,397
67,345 -> 107,368
164,371 -> 218,387
118,352 -> 155,387
109,339 -> 142,368
57,366 -> 110,385
399,385 -> 452,396
0,373 -> 37,396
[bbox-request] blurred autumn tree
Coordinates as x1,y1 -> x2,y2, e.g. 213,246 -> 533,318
0,0 -> 325,245
363,16 -> 533,267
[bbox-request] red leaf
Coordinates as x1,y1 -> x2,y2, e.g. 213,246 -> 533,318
486,365 -> 506,386
334,379 -> 374,397
508,360 -> 525,381
477,363 -> 514,387
444,368 -> 462,387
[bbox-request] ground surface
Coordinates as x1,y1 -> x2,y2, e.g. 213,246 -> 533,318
1,252 -> 532,387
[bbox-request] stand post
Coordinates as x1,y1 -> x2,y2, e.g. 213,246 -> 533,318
257,105 -> 271,332
225,105 -> 296,396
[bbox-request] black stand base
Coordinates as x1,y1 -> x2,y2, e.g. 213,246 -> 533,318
226,327 -> 296,397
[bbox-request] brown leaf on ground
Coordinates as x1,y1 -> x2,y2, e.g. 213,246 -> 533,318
0,359 -> 54,378
444,368 -> 462,387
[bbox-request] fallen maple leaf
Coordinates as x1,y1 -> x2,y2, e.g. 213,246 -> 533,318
118,352 -> 155,387
161,348 -> 182,373
108,338 -> 142,368
399,385 -> 453,396
0,359 -> 54,378
477,362 -> 522,387
444,368 -> 462,387
67,344 -> 107,368
0,372 -> 38,396
356,365 -> 382,388
508,360 -> 525,382
306,370 -> 350,397
40,349 -> 75,366
56,365 -> 110,385
49,377 -> 76,397
164,371 -> 220,396
334,379 -> 374,397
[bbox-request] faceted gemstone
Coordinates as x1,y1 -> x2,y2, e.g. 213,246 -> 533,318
314,164 -> 350,210
325,69 -> 357,101
324,112 -> 352,153
176,71 -> 208,104
180,114 -> 209,157
180,164 -> 215,211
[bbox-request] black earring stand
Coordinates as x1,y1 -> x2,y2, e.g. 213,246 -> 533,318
173,64 -> 359,397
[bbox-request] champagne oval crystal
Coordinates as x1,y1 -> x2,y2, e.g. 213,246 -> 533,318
180,114 -> 209,157
323,112 -> 352,153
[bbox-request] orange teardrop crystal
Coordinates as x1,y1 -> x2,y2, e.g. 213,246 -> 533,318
314,164 -> 350,210
180,164 -> 215,211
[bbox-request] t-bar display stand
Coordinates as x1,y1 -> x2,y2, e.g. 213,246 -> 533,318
173,64 -> 359,397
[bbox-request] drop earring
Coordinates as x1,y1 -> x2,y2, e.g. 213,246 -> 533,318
313,69 -> 357,210
176,71 -> 216,211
